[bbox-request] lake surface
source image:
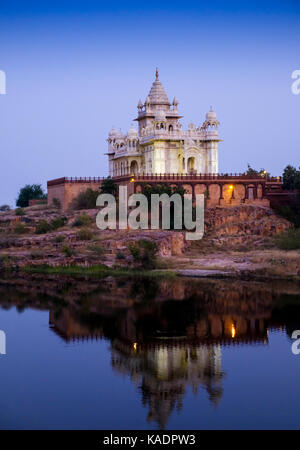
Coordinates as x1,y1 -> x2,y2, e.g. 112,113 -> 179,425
0,273 -> 300,430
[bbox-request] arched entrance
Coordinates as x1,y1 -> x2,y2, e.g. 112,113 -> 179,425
130,160 -> 138,175
187,157 -> 195,174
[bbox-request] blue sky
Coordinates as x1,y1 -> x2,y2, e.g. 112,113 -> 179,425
0,0 -> 299,206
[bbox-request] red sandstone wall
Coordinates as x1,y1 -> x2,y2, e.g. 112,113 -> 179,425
47,183 -> 66,208
48,181 -> 102,209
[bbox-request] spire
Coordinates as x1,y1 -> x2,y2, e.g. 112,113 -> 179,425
146,69 -> 170,107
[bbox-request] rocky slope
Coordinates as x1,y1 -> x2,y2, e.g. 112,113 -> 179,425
0,204 -> 293,270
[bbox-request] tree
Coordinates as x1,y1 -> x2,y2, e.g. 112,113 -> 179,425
142,182 -> 186,200
0,204 -> 10,212
245,164 -> 268,177
100,177 -> 118,196
16,184 -> 46,207
70,188 -> 99,210
282,165 -> 300,190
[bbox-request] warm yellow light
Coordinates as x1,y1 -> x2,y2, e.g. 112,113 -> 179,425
229,185 -> 234,190
130,177 -> 135,183
231,324 -> 236,338
133,342 -> 138,351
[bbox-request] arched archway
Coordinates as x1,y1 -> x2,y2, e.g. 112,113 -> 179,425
130,160 -> 139,175
187,157 -> 195,173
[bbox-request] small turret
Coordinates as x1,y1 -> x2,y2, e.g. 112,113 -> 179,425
137,99 -> 143,110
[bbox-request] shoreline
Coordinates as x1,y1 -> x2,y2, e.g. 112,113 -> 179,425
0,260 -> 300,282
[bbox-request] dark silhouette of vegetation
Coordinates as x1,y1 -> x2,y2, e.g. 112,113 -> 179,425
142,182 -> 186,200
14,223 -> 29,234
277,165 -> 300,227
15,208 -> 25,216
0,205 -> 10,212
245,164 -> 268,177
276,229 -> 300,250
282,165 -> 300,190
72,213 -> 92,227
100,177 -> 118,196
16,184 -> 46,207
128,239 -> 158,270
76,228 -> 94,241
35,217 -> 67,234
70,188 -> 99,210
62,245 -> 77,257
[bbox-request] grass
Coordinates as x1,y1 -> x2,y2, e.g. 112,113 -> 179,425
76,228 -> 94,241
14,223 -> 29,234
87,244 -> 105,255
54,234 -> 65,243
20,264 -> 176,279
62,245 -> 77,257
15,208 -> 25,216
72,213 -> 92,227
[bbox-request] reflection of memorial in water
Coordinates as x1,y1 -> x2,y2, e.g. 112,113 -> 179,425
111,340 -> 223,428
1,275 -> 299,429
47,278 -> 281,429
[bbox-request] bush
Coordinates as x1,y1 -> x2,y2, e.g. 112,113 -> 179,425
62,245 -> 77,257
100,177 -> 118,196
276,229 -> 300,250
50,216 -> 67,230
70,188 -> 99,210
0,205 -> 10,212
116,251 -> 126,260
15,208 -> 25,216
72,213 -> 92,227
55,235 -> 65,243
88,244 -> 105,255
16,184 -> 46,207
30,250 -> 44,259
128,239 -> 158,269
35,217 -> 67,234
35,220 -> 52,234
14,223 -> 29,234
77,228 -> 94,241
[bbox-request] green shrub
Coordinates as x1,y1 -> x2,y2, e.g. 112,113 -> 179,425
16,184 -> 46,207
50,216 -> 67,230
35,217 -> 67,234
128,239 -> 158,269
15,208 -> 25,216
70,188 -> 99,210
62,245 -> 77,257
30,250 -> 44,259
88,244 -> 105,255
0,205 -> 10,212
14,222 -> 29,234
276,229 -> 300,250
55,235 -> 65,243
116,251 -> 126,260
72,213 -> 92,227
35,220 -> 52,234
77,228 -> 94,241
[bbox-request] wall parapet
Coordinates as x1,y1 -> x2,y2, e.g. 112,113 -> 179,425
120,173 -> 282,183
47,176 -> 105,187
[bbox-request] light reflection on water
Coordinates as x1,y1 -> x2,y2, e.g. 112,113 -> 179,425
0,274 -> 300,429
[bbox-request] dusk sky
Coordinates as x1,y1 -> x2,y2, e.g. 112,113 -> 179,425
0,0 -> 299,206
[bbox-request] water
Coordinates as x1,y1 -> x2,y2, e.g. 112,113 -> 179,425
0,274 -> 300,430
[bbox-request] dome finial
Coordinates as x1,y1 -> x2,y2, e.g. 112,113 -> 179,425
155,67 -> 159,81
